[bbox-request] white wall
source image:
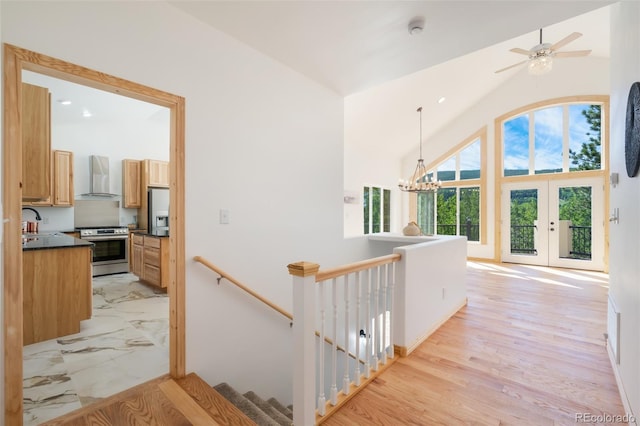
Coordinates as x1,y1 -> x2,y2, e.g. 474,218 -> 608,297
345,55 -> 609,260
608,1 -> 640,417
1,1 -> 372,406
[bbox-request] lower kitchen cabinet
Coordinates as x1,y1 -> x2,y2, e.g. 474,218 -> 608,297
23,245 -> 92,345
132,233 -> 168,289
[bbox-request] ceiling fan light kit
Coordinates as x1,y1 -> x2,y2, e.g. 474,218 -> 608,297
495,28 -> 590,75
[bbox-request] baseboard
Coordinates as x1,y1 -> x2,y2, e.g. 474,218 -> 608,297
607,342 -> 637,425
396,297 -> 468,357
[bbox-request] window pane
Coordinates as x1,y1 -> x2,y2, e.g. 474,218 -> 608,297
363,187 -> 370,234
459,187 -> 480,242
503,115 -> 529,176
569,104 -> 601,171
417,192 -> 435,236
534,106 -> 563,174
437,156 -> 456,181
383,189 -> 390,232
372,187 -> 381,233
436,188 -> 457,235
460,139 -> 481,180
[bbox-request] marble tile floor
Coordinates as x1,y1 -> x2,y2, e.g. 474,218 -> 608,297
23,273 -> 169,426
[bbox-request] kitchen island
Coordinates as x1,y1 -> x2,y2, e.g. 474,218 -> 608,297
22,233 -> 94,345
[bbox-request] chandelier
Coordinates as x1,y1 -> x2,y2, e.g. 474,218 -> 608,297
398,107 -> 441,193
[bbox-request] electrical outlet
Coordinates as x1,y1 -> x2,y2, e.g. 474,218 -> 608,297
442,288 -> 445,300
42,217 -> 49,225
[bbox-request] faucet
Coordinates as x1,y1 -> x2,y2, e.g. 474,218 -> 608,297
22,207 -> 42,221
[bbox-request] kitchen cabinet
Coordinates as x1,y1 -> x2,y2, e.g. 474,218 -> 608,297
132,233 -> 168,289
138,159 -> 170,230
22,82 -> 51,201
123,159 -> 142,208
23,244 -> 92,345
145,159 -> 169,187
52,150 -> 74,206
23,150 -> 74,207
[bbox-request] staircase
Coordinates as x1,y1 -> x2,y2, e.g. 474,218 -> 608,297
213,382 -> 293,426
41,373 -> 293,425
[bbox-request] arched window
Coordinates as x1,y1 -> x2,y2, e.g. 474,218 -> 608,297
503,103 -> 603,176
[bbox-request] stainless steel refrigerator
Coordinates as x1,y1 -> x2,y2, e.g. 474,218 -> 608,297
148,187 -> 170,234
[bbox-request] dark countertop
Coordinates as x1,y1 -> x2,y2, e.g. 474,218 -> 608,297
22,232 -> 94,251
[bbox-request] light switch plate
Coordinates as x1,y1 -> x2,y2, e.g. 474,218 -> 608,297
220,209 -> 230,224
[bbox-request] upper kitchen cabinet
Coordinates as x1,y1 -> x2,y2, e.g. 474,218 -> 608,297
53,150 -> 74,206
22,83 -> 51,201
144,159 -> 169,187
23,150 -> 74,207
123,159 -> 142,208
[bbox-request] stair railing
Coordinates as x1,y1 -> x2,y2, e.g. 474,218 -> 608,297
288,254 -> 401,425
193,256 -> 362,356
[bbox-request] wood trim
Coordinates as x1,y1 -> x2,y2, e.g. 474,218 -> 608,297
193,256 -> 294,321
315,253 -> 401,282
3,43 -> 187,424
493,95 -> 610,267
3,43 -> 25,426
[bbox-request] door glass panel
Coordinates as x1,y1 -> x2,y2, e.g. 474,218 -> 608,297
534,106 -> 563,174
510,189 -> 538,255
558,186 -> 592,260
503,114 -> 529,176
436,188 -> 457,235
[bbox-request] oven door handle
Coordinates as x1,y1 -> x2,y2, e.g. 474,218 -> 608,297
83,235 -> 129,241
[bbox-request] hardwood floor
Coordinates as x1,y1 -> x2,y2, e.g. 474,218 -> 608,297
324,262 -> 626,425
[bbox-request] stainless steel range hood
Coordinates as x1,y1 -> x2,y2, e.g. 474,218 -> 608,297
81,155 -> 119,197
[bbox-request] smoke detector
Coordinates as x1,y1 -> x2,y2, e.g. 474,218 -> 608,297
408,17 -> 425,35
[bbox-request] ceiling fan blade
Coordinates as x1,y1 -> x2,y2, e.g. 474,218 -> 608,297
510,48 -> 531,56
554,50 -> 592,58
495,60 -> 527,74
550,32 -> 582,51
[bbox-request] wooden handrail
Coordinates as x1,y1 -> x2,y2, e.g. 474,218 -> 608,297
194,256 -> 371,364
316,253 -> 401,282
193,256 -> 293,321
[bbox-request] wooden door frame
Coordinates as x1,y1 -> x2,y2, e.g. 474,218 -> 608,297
2,44 -> 186,425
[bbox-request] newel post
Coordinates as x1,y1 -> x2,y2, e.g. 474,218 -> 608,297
288,261 -> 319,426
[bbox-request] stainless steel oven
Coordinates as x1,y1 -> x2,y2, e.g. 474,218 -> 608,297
79,227 -> 129,276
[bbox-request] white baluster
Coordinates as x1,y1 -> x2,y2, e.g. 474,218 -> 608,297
364,269 -> 371,379
387,262 -> 395,359
330,278 -> 338,406
371,266 -> 379,372
354,271 -> 361,386
318,281 -> 326,415
381,264 -> 388,365
343,274 -> 350,395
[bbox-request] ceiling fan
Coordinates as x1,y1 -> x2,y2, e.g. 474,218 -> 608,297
495,28 -> 591,75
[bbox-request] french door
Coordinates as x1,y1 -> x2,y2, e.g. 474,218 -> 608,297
501,177 -> 604,270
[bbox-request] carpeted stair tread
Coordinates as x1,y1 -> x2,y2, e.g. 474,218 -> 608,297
213,382 -> 279,426
267,397 -> 293,420
243,391 -> 292,426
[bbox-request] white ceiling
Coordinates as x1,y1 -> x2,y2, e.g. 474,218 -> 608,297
22,1 -> 613,159
170,0 -> 614,96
